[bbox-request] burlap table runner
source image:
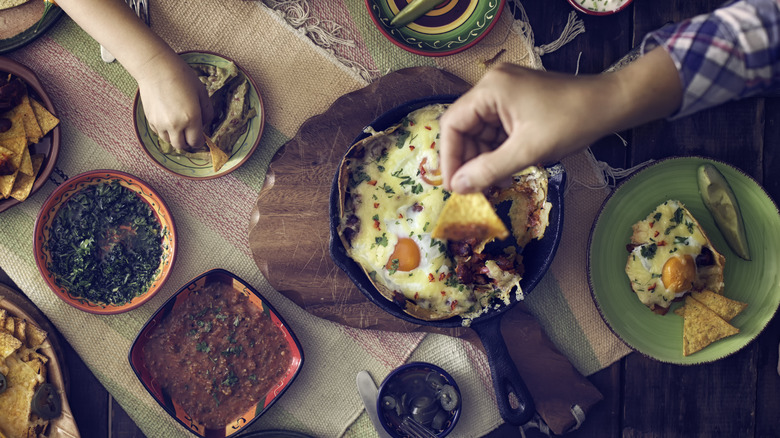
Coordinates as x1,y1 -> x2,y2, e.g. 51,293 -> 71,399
0,0 -> 631,436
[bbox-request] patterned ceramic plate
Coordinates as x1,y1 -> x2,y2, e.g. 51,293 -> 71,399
365,0 -> 505,56
129,269 -> 304,438
588,157 -> 780,364
134,51 -> 264,180
33,170 -> 177,315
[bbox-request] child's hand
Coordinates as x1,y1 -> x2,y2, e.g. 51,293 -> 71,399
136,55 -> 213,152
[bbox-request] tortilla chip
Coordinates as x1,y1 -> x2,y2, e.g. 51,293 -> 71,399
9,154 -> 43,201
3,315 -> 14,334
204,133 -> 229,172
0,119 -> 27,170
0,356 -> 39,438
23,321 -> 47,350
5,95 -> 43,145
690,290 -> 747,322
0,113 -> 25,142
17,146 -> 32,176
12,318 -> 26,345
0,332 -> 22,360
682,296 -> 739,356
431,192 -> 509,247
29,98 -> 59,136
0,169 -> 18,199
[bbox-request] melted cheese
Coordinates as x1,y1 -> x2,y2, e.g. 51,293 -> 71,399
626,200 -> 708,309
346,105 -> 475,314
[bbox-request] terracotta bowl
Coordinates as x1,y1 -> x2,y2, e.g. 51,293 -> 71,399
133,51 -> 265,180
33,170 -> 177,314
129,269 -> 304,438
0,56 -> 61,213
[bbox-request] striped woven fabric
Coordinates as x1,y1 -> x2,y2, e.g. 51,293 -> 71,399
1,1 -> 631,436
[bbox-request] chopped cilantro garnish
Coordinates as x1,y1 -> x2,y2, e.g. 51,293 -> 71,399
640,243 -> 657,259
388,259 -> 399,275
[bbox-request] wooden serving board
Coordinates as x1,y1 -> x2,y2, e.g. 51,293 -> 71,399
0,282 -> 81,438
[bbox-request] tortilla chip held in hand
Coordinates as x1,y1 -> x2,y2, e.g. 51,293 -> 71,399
204,133 -> 229,172
432,192 -> 509,248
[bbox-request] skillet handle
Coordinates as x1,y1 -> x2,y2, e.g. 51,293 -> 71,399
472,316 -> 535,425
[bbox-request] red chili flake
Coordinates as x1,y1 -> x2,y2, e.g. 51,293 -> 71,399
649,221 -> 655,228
398,213 -> 404,219
441,291 -> 446,296
409,121 -> 415,126
373,202 -> 380,208
430,141 -> 436,149
373,220 -> 381,230
450,300 -> 458,310
428,273 -> 435,282
414,292 -> 419,300
657,241 -> 667,246
438,273 -> 446,281
409,145 -> 415,150
648,284 -> 657,291
367,180 -> 377,186
424,126 -> 431,130
654,231 -> 660,237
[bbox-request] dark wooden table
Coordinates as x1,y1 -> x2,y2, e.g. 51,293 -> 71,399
3,0 -> 779,436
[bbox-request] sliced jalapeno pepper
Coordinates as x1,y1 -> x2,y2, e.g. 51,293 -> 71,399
31,383 -> 62,419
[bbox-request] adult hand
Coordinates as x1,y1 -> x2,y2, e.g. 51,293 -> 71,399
440,49 -> 682,194
439,64 -> 609,193
136,55 -> 213,152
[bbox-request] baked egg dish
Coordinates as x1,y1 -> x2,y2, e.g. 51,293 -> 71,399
336,104 -> 551,321
625,200 -> 725,313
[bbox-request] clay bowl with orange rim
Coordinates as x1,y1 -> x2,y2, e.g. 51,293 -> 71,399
133,51 -> 264,180
0,56 -> 61,213
129,269 -> 304,438
33,170 -> 177,315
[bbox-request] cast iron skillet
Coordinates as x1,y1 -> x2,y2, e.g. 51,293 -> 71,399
328,95 -> 566,425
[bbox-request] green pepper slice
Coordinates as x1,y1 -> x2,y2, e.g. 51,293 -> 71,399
389,0 -> 443,28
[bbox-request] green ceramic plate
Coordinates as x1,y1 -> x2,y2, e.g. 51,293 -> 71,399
133,51 -> 264,180
365,0 -> 505,56
588,157 -> 780,364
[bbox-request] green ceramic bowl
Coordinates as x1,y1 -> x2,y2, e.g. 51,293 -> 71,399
588,157 -> 780,364
365,0 -> 505,56
134,51 -> 264,180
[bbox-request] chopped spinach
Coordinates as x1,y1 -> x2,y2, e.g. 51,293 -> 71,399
46,181 -> 163,306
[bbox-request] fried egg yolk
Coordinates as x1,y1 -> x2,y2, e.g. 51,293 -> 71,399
661,254 -> 695,293
386,237 -> 421,271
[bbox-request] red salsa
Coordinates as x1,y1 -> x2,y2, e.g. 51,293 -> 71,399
143,282 -> 291,428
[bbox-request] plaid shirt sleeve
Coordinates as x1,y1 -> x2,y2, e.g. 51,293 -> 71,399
641,0 -> 780,119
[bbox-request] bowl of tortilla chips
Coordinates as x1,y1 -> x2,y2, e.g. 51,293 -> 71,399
0,56 -> 60,212
133,51 -> 264,180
